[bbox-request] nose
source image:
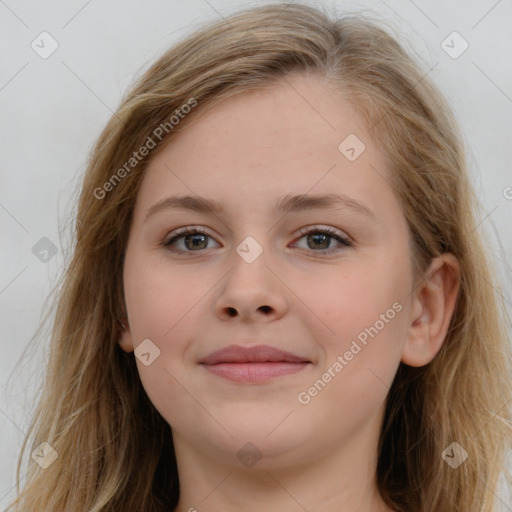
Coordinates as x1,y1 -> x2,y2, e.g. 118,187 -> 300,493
214,241 -> 288,323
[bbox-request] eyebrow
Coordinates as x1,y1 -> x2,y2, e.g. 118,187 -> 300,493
144,193 -> 377,222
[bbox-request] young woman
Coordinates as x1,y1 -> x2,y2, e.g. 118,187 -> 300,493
8,3 -> 511,511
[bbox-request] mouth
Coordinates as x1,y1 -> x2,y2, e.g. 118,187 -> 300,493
199,344 -> 311,383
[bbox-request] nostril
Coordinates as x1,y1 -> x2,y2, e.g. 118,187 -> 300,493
226,307 -> 237,317
259,305 -> 272,313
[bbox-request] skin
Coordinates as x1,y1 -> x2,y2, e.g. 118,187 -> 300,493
119,72 -> 460,512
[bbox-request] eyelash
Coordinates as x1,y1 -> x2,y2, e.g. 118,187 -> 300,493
162,225 -> 352,255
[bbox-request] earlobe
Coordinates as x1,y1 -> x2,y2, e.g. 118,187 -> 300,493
401,254 -> 461,367
118,322 -> 135,353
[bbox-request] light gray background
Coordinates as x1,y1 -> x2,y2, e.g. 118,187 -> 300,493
1,0 -> 511,508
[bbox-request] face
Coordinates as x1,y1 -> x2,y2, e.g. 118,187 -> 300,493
120,73 -> 416,469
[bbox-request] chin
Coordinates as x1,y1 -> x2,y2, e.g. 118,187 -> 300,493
203,418 -> 312,462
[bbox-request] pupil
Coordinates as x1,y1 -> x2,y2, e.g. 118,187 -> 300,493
186,234 -> 207,250
308,233 -> 329,249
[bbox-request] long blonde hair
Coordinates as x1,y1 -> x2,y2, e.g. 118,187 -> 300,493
7,2 -> 511,511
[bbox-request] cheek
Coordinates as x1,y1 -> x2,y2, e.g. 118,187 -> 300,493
314,259 -> 407,336
124,254 -> 207,341
298,288 -> 407,436
309,254 -> 410,391
123,259 -> 206,427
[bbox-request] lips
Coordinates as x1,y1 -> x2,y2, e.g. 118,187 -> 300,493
199,345 -> 311,382
200,344 -> 308,364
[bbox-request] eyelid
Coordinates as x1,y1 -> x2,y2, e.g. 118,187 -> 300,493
292,224 -> 352,251
163,225 -> 218,245
296,224 -> 350,240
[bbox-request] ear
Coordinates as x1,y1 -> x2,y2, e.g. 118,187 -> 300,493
401,253 -> 461,367
118,320 -> 135,353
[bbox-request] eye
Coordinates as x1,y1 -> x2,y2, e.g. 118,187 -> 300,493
292,225 -> 352,254
163,226 -> 220,253
162,225 -> 352,255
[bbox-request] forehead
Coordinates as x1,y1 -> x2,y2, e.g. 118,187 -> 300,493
133,74 -> 401,225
